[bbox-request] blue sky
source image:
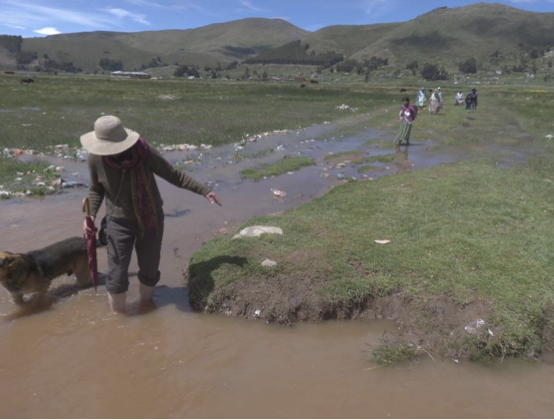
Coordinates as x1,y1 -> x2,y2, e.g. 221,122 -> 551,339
0,0 -> 553,37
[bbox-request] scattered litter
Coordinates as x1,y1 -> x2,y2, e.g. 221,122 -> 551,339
337,173 -> 345,180
287,172 -> 294,175
61,181 -> 88,189
336,104 -> 357,112
55,144 -> 69,152
454,359 -> 459,363
487,328 -> 494,337
546,134 -> 553,139
158,94 -> 181,100
464,319 -> 485,335
233,226 -> 283,239
261,259 -> 277,267
374,240 -> 391,244
271,189 -> 286,198
275,145 -> 285,151
254,309 -> 261,317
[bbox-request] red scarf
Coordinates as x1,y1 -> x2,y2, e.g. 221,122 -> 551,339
104,138 -> 158,236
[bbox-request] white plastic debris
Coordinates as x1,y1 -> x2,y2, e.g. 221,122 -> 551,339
271,189 -> 286,198
254,309 -> 261,317
546,134 -> 554,139
374,240 -> 391,244
336,104 -> 357,112
464,319 -> 485,335
233,226 -> 283,239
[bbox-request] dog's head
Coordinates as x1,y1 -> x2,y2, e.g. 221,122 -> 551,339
0,252 -> 28,292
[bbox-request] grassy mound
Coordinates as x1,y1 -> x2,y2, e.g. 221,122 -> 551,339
188,155 -> 554,360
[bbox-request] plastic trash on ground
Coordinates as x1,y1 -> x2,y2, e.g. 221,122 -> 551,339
271,189 -> 286,198
464,319 -> 485,335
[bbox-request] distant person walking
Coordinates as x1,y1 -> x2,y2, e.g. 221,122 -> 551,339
416,87 -> 427,108
80,115 -> 221,313
395,96 -> 418,146
471,88 -> 478,110
428,89 -> 440,115
465,91 -> 473,111
455,91 -> 464,106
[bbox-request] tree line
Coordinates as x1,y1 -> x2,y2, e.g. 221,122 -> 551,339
244,40 -> 343,67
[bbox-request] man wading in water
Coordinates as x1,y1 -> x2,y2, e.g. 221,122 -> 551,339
81,115 -> 221,313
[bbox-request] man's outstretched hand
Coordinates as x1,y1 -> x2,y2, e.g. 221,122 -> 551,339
205,191 -> 222,206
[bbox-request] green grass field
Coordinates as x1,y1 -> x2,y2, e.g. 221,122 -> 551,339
0,75 -> 396,152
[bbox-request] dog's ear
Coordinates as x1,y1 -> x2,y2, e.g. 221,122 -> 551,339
0,251 -> 15,267
1,254 -> 24,279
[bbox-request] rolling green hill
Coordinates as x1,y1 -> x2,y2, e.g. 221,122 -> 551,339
2,3 -> 553,73
17,18 -> 308,72
347,3 -> 554,68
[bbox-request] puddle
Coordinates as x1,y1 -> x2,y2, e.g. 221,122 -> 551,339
1,119 -> 552,418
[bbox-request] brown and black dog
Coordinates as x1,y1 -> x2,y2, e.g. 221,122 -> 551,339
0,237 -> 91,305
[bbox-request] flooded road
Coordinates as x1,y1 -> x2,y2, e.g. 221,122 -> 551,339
1,122 -> 553,418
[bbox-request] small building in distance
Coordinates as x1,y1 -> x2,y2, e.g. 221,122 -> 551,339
110,71 -> 151,79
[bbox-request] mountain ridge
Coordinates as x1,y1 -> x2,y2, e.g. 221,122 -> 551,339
1,3 -> 552,73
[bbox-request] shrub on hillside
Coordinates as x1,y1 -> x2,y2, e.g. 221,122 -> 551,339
16,50 -> 37,65
458,57 -> 477,74
406,60 -> 419,75
99,58 -> 124,71
421,63 -> 448,81
0,35 -> 22,53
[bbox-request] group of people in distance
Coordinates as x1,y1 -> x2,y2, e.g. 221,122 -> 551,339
395,86 -> 479,146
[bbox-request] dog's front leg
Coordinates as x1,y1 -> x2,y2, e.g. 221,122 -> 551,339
10,292 -> 25,306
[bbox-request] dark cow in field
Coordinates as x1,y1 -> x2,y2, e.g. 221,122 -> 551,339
400,88 -> 406,92
20,78 -> 34,84
309,79 -> 319,84
300,84 -> 306,88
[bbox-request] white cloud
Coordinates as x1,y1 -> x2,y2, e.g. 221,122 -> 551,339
239,0 -> 266,13
171,2 -> 202,11
105,8 -> 150,25
361,0 -> 393,17
5,24 -> 26,30
34,27 -> 61,35
124,0 -> 163,7
0,1 -> 113,29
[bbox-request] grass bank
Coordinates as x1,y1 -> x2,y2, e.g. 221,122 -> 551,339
188,156 -> 554,360
0,156 -> 58,197
240,157 -> 315,181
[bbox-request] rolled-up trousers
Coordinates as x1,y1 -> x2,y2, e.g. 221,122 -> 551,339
106,217 -> 164,294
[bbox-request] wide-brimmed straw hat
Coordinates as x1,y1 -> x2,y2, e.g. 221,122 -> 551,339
80,115 -> 140,156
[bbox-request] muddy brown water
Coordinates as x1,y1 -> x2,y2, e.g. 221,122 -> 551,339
1,122 -> 554,418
